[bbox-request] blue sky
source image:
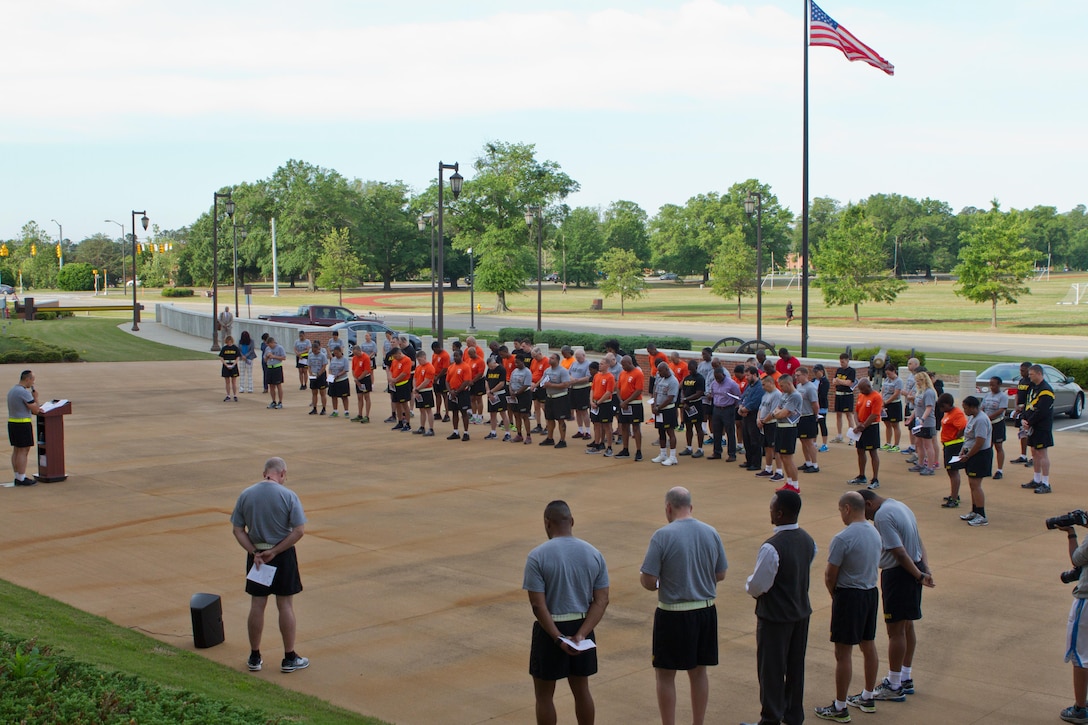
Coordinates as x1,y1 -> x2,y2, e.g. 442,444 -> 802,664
2,0 -> 1086,244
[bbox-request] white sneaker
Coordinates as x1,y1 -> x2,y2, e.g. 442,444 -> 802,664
662,456 -> 678,466
960,512 -> 980,521
652,452 -> 667,463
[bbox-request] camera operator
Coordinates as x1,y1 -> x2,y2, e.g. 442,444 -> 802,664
1056,519 -> 1088,724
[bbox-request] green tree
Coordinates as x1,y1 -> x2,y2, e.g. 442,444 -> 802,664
351,180 -> 418,290
603,201 -> 651,263
71,234 -> 122,272
316,228 -> 364,304
953,209 -> 1036,328
813,206 -> 907,321
709,227 -> 757,318
453,142 -> 579,311
597,248 -> 645,316
559,207 -> 606,287
56,262 -> 95,291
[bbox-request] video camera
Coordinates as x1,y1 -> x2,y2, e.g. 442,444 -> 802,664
1048,511 -> 1088,584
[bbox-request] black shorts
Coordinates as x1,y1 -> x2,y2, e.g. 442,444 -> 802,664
514,391 -> 532,415
830,587 -> 879,645
392,382 -> 412,403
355,375 -> 373,393
545,394 -> 572,421
881,565 -> 924,623
991,420 -> 1007,444
472,379 -> 487,396
858,425 -> 880,451
267,366 -> 284,385
884,401 -> 903,423
943,441 -> 963,468
309,377 -> 327,391
915,426 -> 935,439
1029,427 -> 1054,449
762,422 -> 777,449
449,390 -> 472,412
618,402 -> 644,425
570,386 -> 591,411
8,421 -> 33,448
965,447 -> 992,479
834,393 -> 854,412
416,390 -> 435,409
487,394 -> 506,413
329,379 -> 350,399
591,402 -> 614,424
652,606 -> 718,670
296,358 -> 308,369
529,619 -> 598,681
221,365 -> 239,378
775,425 -> 798,455
798,416 -> 818,440
655,407 -> 678,431
682,402 -> 704,425
245,546 -> 303,597
433,377 -> 447,395
533,386 -> 548,402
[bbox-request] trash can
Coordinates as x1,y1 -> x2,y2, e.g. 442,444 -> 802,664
190,593 -> 225,648
590,298 -> 603,311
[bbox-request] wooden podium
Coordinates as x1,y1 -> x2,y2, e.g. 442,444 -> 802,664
36,400 -> 72,483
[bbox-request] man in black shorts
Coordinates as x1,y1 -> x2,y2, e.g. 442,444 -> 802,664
523,501 -> 610,725
640,487 -> 728,725
1022,364 -> 1056,494
231,457 -> 309,674
1011,361 -> 1033,465
7,369 -> 42,486
832,353 -> 857,443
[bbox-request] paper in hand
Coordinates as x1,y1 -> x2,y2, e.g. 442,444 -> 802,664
247,563 -> 277,587
559,636 -> 597,652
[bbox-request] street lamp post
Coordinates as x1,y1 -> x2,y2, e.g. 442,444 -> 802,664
467,247 -> 475,333
211,191 -> 234,351
418,212 -> 437,336
525,206 -> 543,332
436,163 -> 463,346
105,220 -> 126,291
50,220 -> 63,269
232,222 -> 247,316
130,210 -> 149,331
744,192 -> 764,345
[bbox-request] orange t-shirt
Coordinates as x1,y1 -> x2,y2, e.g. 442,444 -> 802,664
560,355 -> 575,370
389,355 -> 412,385
668,361 -> 687,381
855,390 -> 883,425
352,352 -> 372,378
941,407 -> 967,444
530,358 -> 548,384
445,361 -> 468,391
619,367 -> 645,402
648,351 -> 667,372
467,356 -> 485,382
733,374 -> 748,393
431,349 -> 450,375
591,371 -> 615,404
502,355 -> 517,378
414,362 -> 435,390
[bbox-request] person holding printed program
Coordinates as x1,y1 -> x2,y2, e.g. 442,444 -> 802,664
832,354 -> 857,443
587,361 -> 615,456
523,500 -> 609,725
294,332 -> 310,391
651,361 -> 680,466
325,345 -> 351,418
849,379 -> 884,490
351,344 -> 373,423
238,330 -> 256,394
263,337 -> 286,409
616,356 -> 645,461
952,396 -> 993,526
880,365 -> 904,451
8,370 -> 42,486
219,335 -> 241,402
1022,364 -> 1056,494
306,340 -> 328,416
771,375 -> 804,493
980,376 -> 1007,479
411,350 -> 436,437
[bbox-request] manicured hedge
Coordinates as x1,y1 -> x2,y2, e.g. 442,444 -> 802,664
0,336 -> 81,363
161,287 -> 195,298
1038,357 -> 1088,387
494,327 -> 691,352
850,347 -> 926,369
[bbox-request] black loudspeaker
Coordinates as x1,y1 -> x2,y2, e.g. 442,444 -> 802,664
190,593 -> 225,648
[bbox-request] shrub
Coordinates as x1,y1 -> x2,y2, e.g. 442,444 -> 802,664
56,263 -> 95,292
492,328 -> 693,353
0,336 -> 81,363
161,287 -> 195,298
849,346 -> 925,369
497,327 -> 535,343
1038,357 -> 1088,387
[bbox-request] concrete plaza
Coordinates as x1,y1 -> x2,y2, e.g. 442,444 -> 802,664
2,357 -> 1086,724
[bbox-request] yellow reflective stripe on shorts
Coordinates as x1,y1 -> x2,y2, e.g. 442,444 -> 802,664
658,599 -> 715,612
551,612 -> 586,622
944,438 -> 964,446
9,418 -> 32,423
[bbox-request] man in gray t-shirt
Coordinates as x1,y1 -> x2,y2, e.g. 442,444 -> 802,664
817,491 -> 883,717
640,487 -> 727,724
306,342 -> 329,414
523,500 -> 609,721
859,490 -> 935,701
230,457 -> 309,674
651,362 -> 682,465
7,369 -> 42,486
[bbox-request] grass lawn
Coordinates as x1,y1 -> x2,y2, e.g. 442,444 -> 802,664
0,316 -> 214,362
0,578 -> 384,725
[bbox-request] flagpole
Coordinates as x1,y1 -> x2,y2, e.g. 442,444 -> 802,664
801,0 -> 811,357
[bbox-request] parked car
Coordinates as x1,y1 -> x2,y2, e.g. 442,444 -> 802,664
545,273 -> 560,283
328,320 -> 422,355
260,304 -> 362,326
659,272 -> 679,281
0,284 -> 13,295
975,362 -> 1084,419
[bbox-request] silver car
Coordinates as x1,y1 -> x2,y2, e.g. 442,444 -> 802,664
975,363 -> 1084,419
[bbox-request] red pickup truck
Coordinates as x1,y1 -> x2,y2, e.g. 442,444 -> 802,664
259,305 -> 367,326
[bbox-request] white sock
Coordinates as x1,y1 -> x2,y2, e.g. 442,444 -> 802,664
776,468 -> 783,476
668,448 -> 676,458
862,689 -> 874,700
835,700 -> 847,711
996,468 -> 1003,474
901,666 -> 912,680
1043,475 -> 1050,484
764,465 -> 773,472
888,670 -> 902,688
1034,473 -> 1042,483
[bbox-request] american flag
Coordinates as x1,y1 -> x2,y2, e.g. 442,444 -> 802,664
809,1 -> 894,76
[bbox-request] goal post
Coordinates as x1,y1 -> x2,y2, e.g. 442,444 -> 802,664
1057,283 -> 1086,305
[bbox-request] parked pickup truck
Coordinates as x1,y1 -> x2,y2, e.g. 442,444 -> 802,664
259,305 -> 368,326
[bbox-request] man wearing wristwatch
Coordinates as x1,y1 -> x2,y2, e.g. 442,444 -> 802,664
858,490 -> 935,703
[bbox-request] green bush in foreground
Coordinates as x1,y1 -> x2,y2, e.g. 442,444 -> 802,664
494,327 -> 692,352
0,334 -> 81,363
162,287 -> 195,298
0,636 -> 287,725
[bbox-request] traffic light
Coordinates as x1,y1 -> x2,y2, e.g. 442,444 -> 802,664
30,244 -> 36,256
56,244 -> 62,258
158,244 -> 165,254
0,243 -> 8,257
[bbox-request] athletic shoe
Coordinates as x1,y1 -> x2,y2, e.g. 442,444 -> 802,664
319,409 -> 326,415
652,452 -> 667,463
848,476 -> 867,485
309,408 -> 318,416
13,477 -> 37,487
267,402 -> 278,409
233,396 -> 239,402
901,446 -> 916,454
678,448 -> 692,456
554,441 -> 567,449
414,426 -> 426,435
247,654 -> 263,672
799,463 -> 813,472
777,483 -> 800,493
300,385 -> 306,390
901,679 -> 914,695
908,465 -> 925,472
447,433 -> 461,440
503,433 -> 511,442
994,471 -> 1004,480
634,451 -> 643,462
586,446 -> 601,454
281,655 -> 309,673
871,678 -> 906,702
329,412 -> 339,418
968,515 -> 989,526
442,414 -> 450,422
867,479 -> 880,490
1024,460 -> 1034,467
960,512 -> 980,521
524,436 -> 533,445
275,403 -> 283,409
391,422 -> 404,431
1035,484 -> 1053,494
692,450 -> 704,459
704,437 -> 714,445
832,435 -> 843,443
360,416 -> 369,423
614,449 -> 631,459
462,433 -> 470,442
905,455 -> 919,464
818,444 -> 829,452
484,432 -> 497,440
384,416 -> 396,423
539,438 -> 555,446
651,439 -> 661,447
919,468 -> 936,476
512,435 -> 524,443
422,430 -> 435,437
736,445 -> 745,454
532,425 -> 545,434
1011,455 -> 1028,464
813,703 -> 851,722
770,472 -> 784,482
1061,704 -> 1088,724
351,415 -> 364,422
755,470 -> 774,477
661,456 -> 676,466
940,497 -> 960,508
603,449 -> 613,457
1022,480 -> 1042,489
803,466 -> 820,474
846,693 -> 876,713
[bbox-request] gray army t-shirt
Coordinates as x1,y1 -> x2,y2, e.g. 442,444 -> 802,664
523,536 -> 609,616
7,384 -> 34,419
827,521 -> 882,589
873,499 -> 924,570
654,374 -> 680,408
231,481 -> 307,547
641,518 -> 728,603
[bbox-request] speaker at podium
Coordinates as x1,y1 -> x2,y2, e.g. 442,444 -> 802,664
190,593 -> 224,648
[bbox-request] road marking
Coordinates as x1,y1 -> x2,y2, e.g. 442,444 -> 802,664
1059,420 -> 1088,431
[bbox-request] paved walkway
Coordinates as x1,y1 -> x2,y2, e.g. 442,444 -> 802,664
2,358 -> 1084,724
